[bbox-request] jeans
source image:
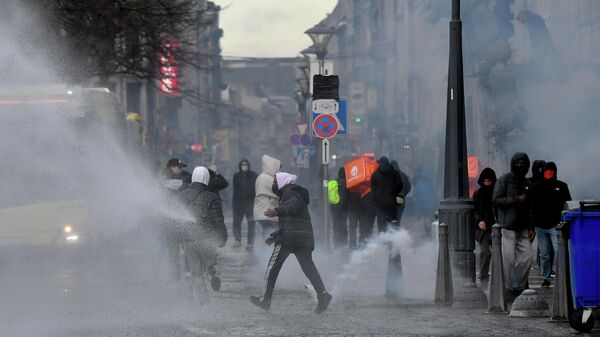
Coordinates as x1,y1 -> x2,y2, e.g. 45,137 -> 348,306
232,202 -> 255,244
501,228 -> 532,291
262,245 -> 326,302
536,227 -> 558,283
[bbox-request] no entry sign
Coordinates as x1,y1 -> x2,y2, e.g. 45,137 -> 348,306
312,114 -> 338,139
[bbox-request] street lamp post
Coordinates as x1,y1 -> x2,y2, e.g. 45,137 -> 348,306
305,23 -> 336,249
438,0 -> 477,285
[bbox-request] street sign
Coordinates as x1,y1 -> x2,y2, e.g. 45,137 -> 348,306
290,134 -> 301,146
312,98 -> 347,136
300,134 -> 311,146
296,122 -> 309,135
312,99 -> 339,114
321,139 -> 330,165
293,146 -> 311,168
312,114 -> 338,139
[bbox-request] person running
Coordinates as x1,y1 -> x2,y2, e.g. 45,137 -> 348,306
254,155 -> 281,239
250,172 -> 332,314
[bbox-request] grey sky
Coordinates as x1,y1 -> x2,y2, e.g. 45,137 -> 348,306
214,0 -> 337,58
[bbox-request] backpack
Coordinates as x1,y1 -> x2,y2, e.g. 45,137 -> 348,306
328,180 -> 340,205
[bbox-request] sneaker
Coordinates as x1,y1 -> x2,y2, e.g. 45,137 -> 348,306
249,296 -> 270,311
232,241 -> 242,249
551,270 -> 556,277
541,280 -> 551,288
314,292 -> 332,314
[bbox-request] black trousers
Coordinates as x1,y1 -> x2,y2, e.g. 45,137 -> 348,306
331,206 -> 348,249
376,205 -> 397,233
262,245 -> 326,302
232,202 -> 255,244
348,210 -> 375,245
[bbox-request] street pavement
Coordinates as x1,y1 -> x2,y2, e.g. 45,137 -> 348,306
0,223 -> 598,337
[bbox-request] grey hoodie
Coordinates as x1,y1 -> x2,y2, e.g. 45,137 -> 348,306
254,155 -> 281,221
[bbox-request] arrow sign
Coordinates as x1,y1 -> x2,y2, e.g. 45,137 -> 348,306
321,139 -> 330,165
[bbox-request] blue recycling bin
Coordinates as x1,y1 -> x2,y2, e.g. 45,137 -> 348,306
563,201 -> 600,332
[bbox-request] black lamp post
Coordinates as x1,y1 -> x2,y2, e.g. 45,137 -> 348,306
438,0 -> 476,284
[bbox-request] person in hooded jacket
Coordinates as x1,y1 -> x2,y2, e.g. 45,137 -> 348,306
250,172 -> 332,314
391,160 -> 411,225
473,167 -> 497,287
181,167 -> 228,301
531,162 -> 571,287
232,159 -> 258,250
529,160 -> 546,185
528,159 -> 545,268
254,155 -> 281,239
371,157 -> 403,232
330,167 -> 349,249
493,153 -> 534,301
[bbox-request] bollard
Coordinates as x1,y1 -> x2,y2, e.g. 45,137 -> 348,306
385,246 -> 403,298
435,223 -> 453,305
488,224 -> 506,313
552,227 -> 569,321
510,289 -> 550,317
453,282 -> 488,309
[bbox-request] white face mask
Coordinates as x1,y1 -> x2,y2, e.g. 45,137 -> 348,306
241,165 -> 249,172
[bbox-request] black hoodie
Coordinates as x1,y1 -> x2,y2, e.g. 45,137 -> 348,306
493,153 -> 532,231
391,160 -> 412,198
371,157 -> 403,207
232,159 -> 258,203
473,168 -> 497,233
531,162 -> 572,229
529,160 -> 546,185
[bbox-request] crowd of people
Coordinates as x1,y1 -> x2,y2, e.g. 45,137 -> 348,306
158,155 -> 333,313
473,153 -> 571,303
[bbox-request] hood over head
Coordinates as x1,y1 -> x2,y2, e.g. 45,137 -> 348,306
191,166 -> 210,185
378,156 -> 393,173
239,159 -> 250,172
531,160 -> 546,179
478,167 -> 497,187
262,155 -> 281,176
510,152 -> 530,177
275,172 -> 297,189
390,160 -> 400,173
542,161 -> 558,180
338,167 -> 346,180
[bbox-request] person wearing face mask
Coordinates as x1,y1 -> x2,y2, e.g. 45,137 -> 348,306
493,153 -> 534,303
250,172 -> 332,314
473,167 -> 497,289
531,162 -> 571,288
232,159 -> 258,250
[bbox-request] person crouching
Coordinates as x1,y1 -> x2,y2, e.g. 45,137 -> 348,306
250,172 -> 332,314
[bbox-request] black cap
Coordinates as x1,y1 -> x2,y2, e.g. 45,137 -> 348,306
166,158 -> 186,168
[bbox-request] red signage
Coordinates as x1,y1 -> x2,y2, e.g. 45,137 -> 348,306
158,40 -> 180,96
312,114 -> 339,139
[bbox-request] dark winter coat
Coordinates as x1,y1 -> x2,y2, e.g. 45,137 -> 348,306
232,160 -> 258,204
391,160 -> 411,198
473,168 -> 497,234
493,153 -> 532,231
208,169 -> 229,197
531,162 -> 572,229
181,182 -> 227,247
172,170 -> 192,190
272,184 -> 315,250
371,157 -> 403,207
